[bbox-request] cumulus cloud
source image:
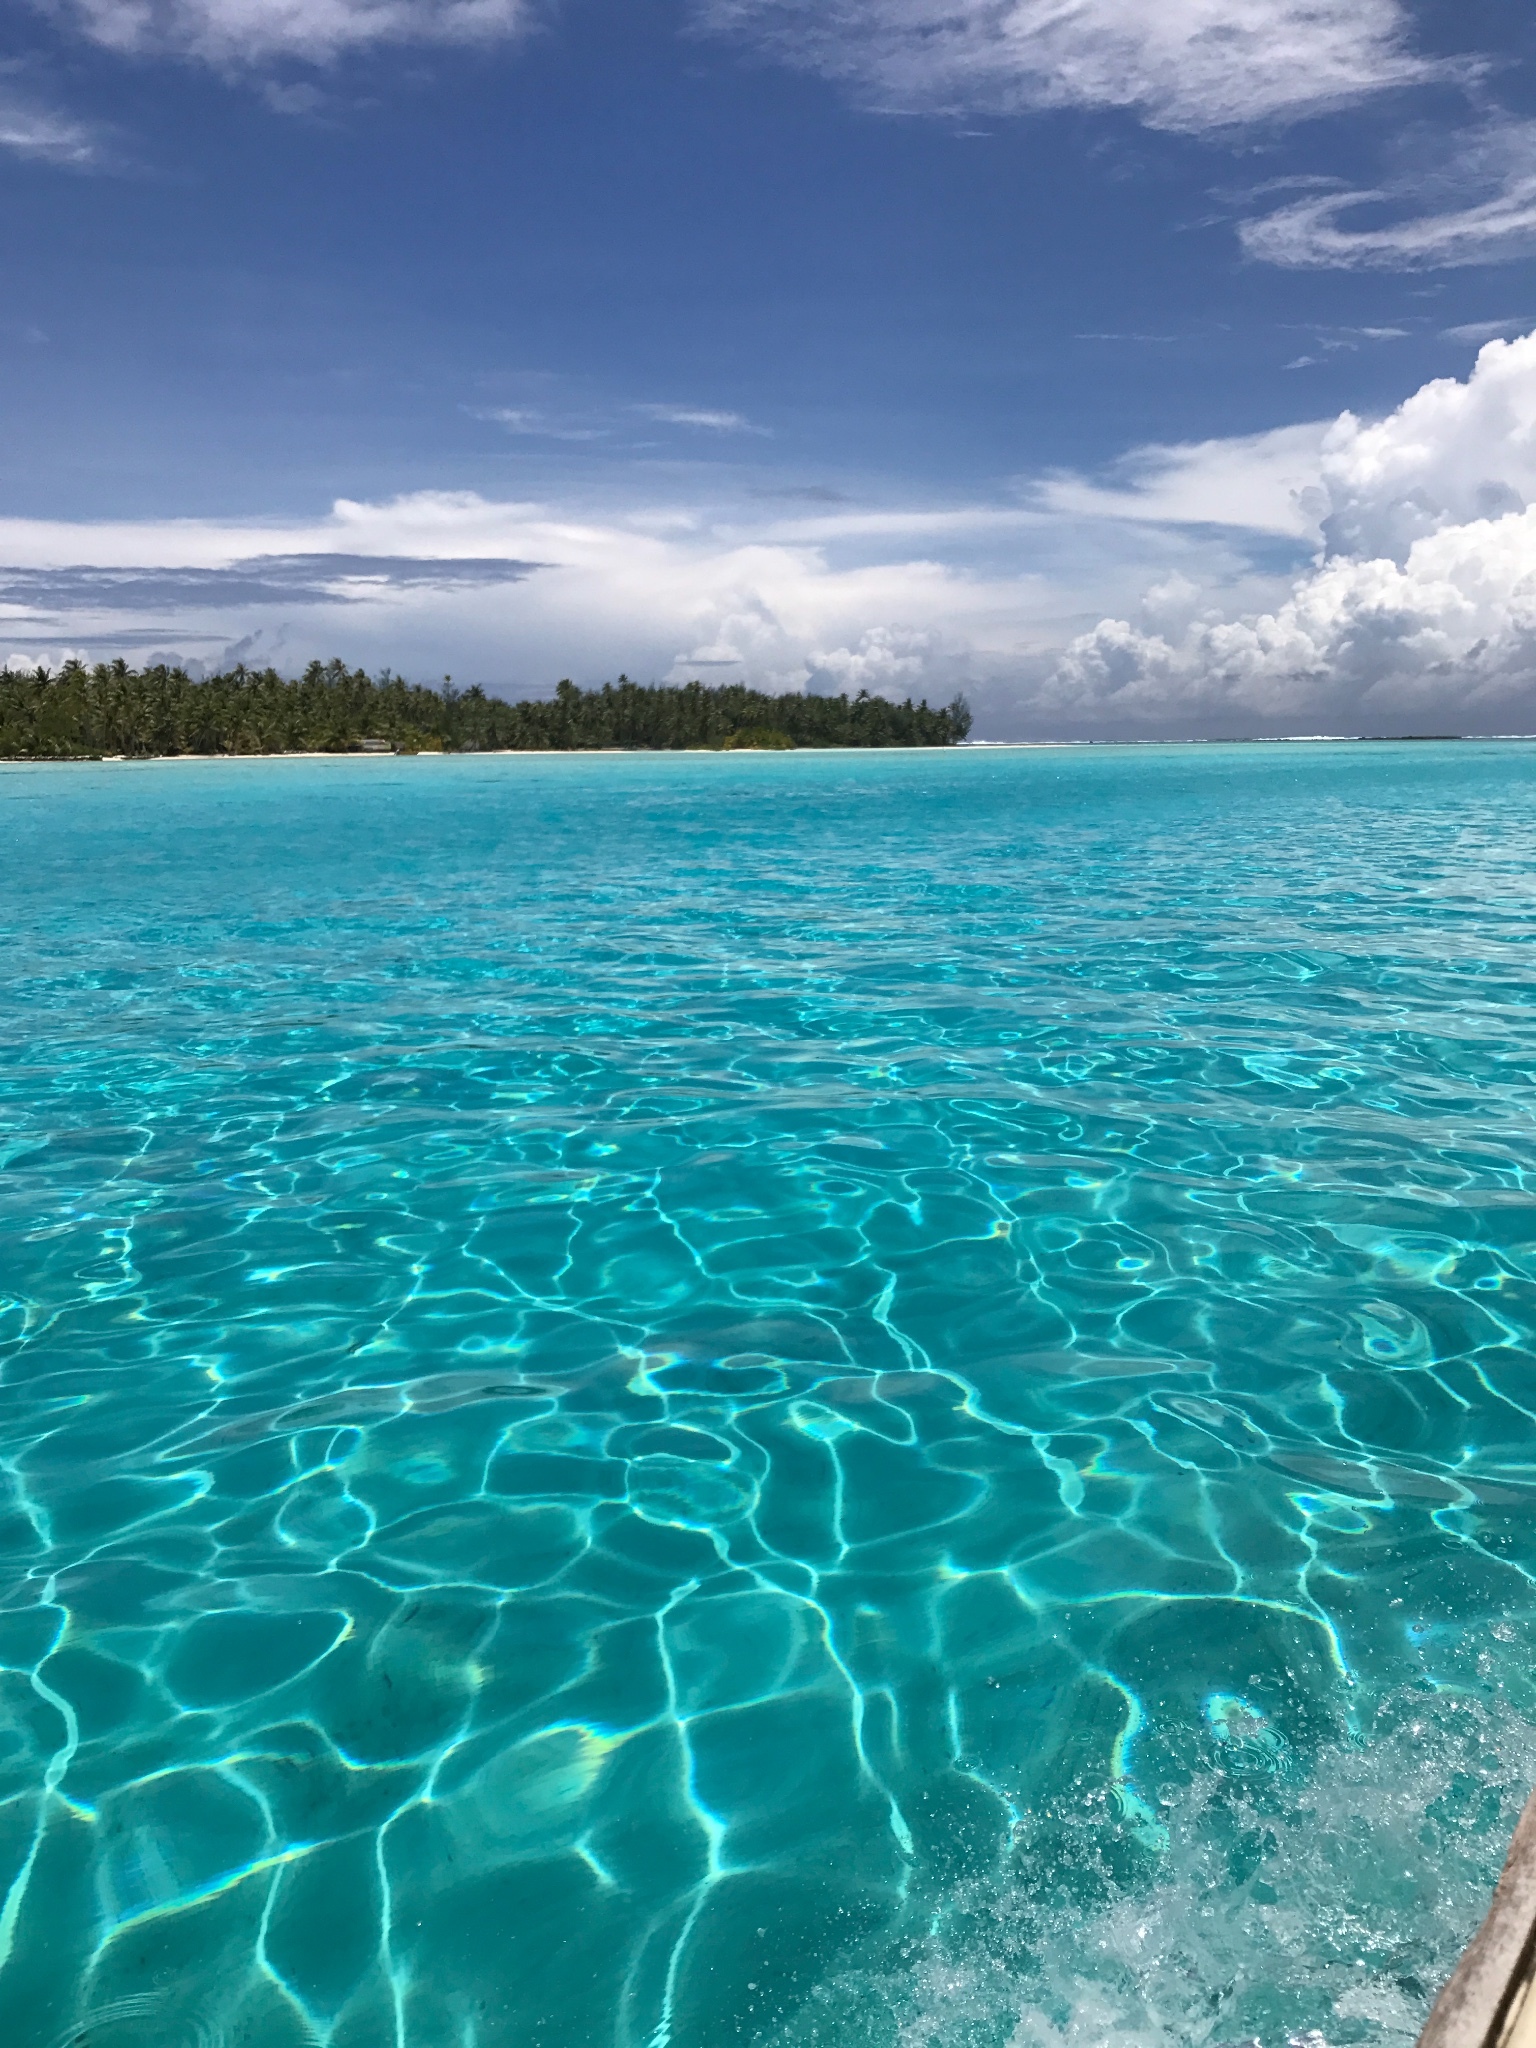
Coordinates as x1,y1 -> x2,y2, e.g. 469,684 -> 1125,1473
1242,121 -> 1536,270
1046,331 -> 1536,733
44,0 -> 534,64
1314,335 -> 1536,560
801,624 -> 958,696
699,0 -> 1438,137
1047,523 -> 1536,729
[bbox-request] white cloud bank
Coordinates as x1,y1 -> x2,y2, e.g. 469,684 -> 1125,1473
0,493 -> 1070,703
699,0 -> 1436,137
9,337 -> 1536,738
44,0 -> 533,63
1049,331 -> 1536,732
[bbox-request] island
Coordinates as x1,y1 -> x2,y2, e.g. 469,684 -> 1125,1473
0,659 -> 973,757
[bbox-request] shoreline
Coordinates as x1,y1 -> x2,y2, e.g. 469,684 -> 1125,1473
3,732 -> 1536,766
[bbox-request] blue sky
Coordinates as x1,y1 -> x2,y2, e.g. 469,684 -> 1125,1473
5,0 -> 1536,734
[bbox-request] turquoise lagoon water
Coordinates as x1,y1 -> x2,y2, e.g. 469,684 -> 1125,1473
4,742 -> 1536,2048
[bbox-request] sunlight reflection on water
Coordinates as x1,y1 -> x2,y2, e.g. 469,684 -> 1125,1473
2,743 -> 1536,2048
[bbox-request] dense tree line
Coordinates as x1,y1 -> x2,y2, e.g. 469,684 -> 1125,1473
0,659 -> 972,758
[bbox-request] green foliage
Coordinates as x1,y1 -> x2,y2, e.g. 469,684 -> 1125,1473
0,658 -> 972,759
717,727 -> 795,750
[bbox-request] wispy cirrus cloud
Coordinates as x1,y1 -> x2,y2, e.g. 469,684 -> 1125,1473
1032,421 -> 1329,538
634,404 -> 766,433
1242,122 -> 1536,269
469,406 -> 609,443
697,0 -> 1443,137
36,0 -> 1443,122
1442,317 -> 1536,346
0,73 -> 101,165
467,399 -> 767,441
39,0 -> 537,64
750,485 -> 851,504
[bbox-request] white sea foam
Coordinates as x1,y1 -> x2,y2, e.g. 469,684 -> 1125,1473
768,1693 -> 1536,2048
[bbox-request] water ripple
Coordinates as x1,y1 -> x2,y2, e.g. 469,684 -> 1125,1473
2,745 -> 1536,2047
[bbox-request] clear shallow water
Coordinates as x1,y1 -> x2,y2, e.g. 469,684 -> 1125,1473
3,744 -> 1536,2048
